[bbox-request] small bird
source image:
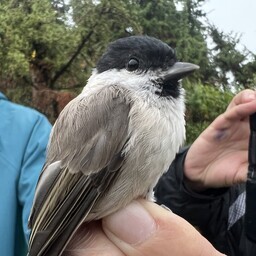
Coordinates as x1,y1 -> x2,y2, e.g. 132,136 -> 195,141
28,35 -> 199,256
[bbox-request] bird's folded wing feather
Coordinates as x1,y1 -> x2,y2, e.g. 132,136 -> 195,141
28,86 -> 131,256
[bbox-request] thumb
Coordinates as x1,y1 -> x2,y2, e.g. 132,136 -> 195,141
102,200 -> 225,256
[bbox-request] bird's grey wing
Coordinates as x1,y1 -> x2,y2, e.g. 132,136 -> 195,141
28,86 -> 131,256
47,86 -> 130,174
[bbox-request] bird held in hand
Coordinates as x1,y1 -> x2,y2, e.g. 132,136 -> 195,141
28,35 -> 199,256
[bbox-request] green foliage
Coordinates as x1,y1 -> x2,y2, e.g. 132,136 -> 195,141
1,0 -> 254,92
0,0 -> 142,90
0,0 -> 255,124
209,25 -> 256,89
0,1 -> 67,76
184,81 -> 233,144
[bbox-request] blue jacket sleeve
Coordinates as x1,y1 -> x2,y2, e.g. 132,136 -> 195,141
17,114 -> 52,243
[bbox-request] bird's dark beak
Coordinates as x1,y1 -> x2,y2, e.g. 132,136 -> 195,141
163,62 -> 199,81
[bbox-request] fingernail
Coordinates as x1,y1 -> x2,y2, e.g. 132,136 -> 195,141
161,204 -> 172,212
103,201 -> 156,245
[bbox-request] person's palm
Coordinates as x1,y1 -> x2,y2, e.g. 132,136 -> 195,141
184,90 -> 256,189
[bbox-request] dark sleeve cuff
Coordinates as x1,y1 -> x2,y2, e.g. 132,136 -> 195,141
155,146 -> 229,205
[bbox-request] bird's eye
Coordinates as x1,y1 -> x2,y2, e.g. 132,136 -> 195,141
127,58 -> 139,71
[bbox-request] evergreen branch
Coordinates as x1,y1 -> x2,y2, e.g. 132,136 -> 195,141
50,27 -> 96,88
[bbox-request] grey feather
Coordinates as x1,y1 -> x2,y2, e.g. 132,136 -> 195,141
47,86 -> 130,174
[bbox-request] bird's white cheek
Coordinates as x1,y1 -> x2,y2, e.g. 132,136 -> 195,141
83,69 -> 152,92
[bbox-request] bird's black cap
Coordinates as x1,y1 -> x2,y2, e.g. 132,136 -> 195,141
96,36 -> 177,73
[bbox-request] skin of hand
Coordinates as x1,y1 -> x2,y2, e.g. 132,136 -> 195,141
184,89 -> 256,190
63,200 -> 225,256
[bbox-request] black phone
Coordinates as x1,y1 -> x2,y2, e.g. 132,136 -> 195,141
245,113 -> 256,242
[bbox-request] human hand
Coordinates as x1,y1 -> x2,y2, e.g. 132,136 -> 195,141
63,200 -> 225,256
184,89 -> 256,190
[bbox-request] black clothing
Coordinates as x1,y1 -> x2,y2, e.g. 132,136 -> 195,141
154,148 -> 256,256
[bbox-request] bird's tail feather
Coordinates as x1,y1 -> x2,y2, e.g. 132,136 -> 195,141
28,168 -> 120,256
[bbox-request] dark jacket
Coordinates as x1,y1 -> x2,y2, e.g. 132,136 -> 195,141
154,147 -> 256,256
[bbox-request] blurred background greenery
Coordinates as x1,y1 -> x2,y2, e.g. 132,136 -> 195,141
0,0 -> 255,144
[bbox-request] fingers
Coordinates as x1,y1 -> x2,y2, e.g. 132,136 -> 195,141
227,89 -> 256,110
63,221 -> 125,256
103,200 -> 225,256
226,90 -> 256,120
211,90 -> 256,131
64,200 -> 225,256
